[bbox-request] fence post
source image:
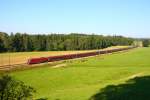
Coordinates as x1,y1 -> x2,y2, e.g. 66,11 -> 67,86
9,52 -> 11,68
0,53 -> 2,67
99,50 -> 100,55
1,53 -> 3,66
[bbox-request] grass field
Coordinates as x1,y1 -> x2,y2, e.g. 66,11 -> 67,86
10,47 -> 150,100
0,46 -> 127,66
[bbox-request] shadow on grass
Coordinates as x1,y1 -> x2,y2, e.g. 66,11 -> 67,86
36,97 -> 48,100
90,76 -> 150,100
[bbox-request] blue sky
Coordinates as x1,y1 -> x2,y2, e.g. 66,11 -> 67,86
0,0 -> 150,38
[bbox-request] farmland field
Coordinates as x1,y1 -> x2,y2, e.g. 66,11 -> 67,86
0,46 -> 127,66
10,47 -> 150,100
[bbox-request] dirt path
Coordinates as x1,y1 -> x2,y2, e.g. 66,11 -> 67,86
52,64 -> 67,68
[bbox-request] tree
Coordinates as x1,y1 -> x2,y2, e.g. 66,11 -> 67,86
0,37 -> 5,52
0,32 -> 9,52
142,39 -> 149,47
0,32 -> 134,52
10,33 -> 24,52
0,75 -> 35,100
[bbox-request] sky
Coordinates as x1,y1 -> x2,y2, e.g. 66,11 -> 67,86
0,0 -> 150,38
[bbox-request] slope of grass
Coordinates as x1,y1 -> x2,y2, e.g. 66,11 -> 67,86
10,47 -> 150,100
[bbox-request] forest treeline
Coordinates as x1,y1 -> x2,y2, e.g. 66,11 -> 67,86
0,32 -> 134,52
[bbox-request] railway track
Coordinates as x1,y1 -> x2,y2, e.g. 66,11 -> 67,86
0,46 -> 137,71
28,46 -> 137,65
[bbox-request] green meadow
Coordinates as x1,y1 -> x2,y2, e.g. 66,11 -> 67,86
10,47 -> 150,100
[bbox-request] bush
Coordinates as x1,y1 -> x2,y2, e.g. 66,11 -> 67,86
0,75 -> 35,100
